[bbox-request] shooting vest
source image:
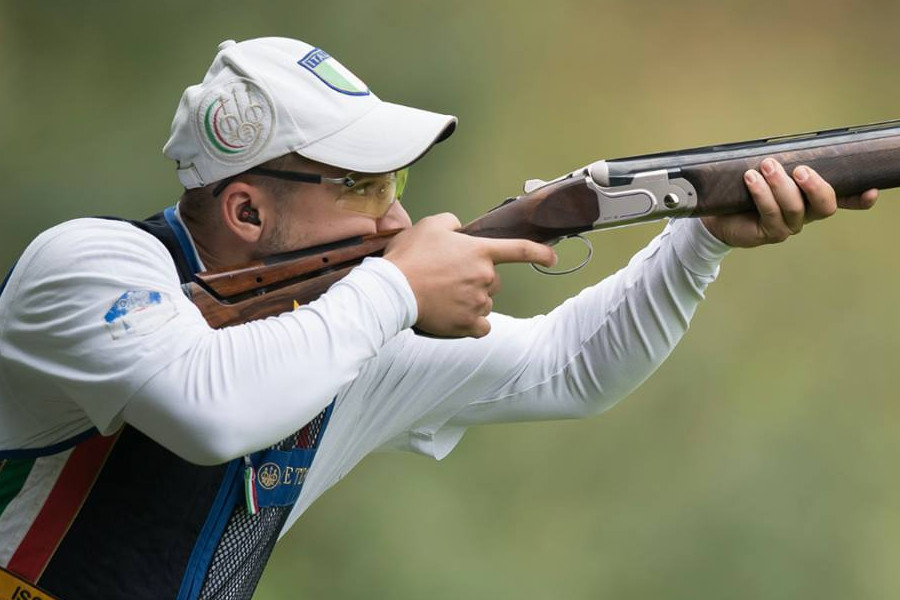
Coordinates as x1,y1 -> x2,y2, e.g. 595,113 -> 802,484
0,208 -> 333,600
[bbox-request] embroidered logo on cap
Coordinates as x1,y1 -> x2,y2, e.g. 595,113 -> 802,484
104,290 -> 177,340
298,48 -> 370,96
196,79 -> 275,163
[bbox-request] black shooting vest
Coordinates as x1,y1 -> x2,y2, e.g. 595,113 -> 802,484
0,208 -> 333,600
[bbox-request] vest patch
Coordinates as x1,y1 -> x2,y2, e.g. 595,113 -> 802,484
250,447 -> 316,508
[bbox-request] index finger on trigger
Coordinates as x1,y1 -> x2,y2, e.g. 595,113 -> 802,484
483,238 -> 557,268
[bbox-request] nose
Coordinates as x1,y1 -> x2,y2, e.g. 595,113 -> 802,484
375,201 -> 412,232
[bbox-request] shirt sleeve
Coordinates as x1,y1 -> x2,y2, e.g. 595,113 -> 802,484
0,219 -> 417,463
369,218 -> 731,459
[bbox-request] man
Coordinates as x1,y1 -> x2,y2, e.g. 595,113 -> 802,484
0,37 -> 876,600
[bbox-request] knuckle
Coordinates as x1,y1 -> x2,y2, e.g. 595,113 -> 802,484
819,202 -> 838,218
783,210 -> 805,229
472,319 -> 491,338
514,245 -> 529,263
488,277 -> 501,296
515,240 -> 540,263
772,229 -> 791,243
452,312 -> 477,336
476,264 -> 495,284
762,226 -> 790,244
808,190 -> 838,219
758,205 -> 781,220
765,174 -> 787,190
478,291 -> 492,309
812,181 -> 836,200
783,203 -> 804,219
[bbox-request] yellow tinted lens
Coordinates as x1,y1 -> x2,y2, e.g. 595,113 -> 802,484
335,172 -> 398,217
395,168 -> 409,200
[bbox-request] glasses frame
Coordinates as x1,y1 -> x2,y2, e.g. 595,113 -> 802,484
211,166 -> 356,197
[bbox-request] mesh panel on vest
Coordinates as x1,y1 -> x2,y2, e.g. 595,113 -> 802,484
198,408 -> 330,600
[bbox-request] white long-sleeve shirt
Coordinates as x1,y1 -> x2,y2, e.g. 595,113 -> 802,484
0,213 -> 730,535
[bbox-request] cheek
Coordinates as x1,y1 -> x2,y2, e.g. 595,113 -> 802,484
277,208 -> 382,250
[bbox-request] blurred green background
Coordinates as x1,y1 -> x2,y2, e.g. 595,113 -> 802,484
3,0 -> 900,598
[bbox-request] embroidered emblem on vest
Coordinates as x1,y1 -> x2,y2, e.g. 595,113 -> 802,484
257,463 -> 280,490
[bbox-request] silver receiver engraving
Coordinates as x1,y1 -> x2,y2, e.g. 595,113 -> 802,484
584,169 -> 698,229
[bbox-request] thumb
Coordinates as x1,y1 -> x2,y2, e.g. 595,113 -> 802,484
837,189 -> 878,211
420,212 -> 463,231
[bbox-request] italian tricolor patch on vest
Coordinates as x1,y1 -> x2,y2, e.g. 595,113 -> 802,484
0,434 -> 117,585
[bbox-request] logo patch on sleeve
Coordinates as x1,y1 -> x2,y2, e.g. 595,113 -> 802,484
104,290 -> 178,340
298,48 -> 370,96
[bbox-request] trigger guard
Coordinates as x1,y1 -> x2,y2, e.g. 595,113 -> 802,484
531,234 -> 593,276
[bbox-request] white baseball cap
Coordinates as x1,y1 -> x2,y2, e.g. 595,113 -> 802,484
163,37 -> 458,189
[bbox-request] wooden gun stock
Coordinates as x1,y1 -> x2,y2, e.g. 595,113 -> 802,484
185,231 -> 400,328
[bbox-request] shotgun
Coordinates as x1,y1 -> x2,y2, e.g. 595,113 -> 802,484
185,118 -> 900,328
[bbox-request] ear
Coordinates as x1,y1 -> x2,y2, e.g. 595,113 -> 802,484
220,182 -> 266,244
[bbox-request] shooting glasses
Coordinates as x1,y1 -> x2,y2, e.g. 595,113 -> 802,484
212,166 -> 409,218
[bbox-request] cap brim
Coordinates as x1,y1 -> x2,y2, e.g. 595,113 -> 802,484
296,101 -> 457,173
